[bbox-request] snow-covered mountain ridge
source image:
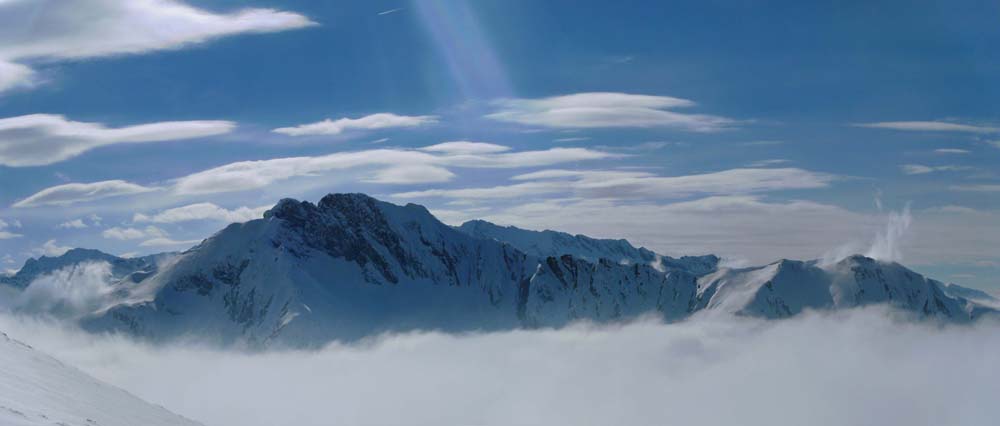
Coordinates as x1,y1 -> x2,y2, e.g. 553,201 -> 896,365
3,193 -> 994,346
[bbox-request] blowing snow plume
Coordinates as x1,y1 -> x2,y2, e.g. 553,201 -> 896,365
866,203 -> 912,263
13,262 -> 118,319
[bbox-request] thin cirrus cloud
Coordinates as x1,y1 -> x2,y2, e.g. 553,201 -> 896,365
0,0 -> 315,93
171,145 -> 614,195
0,218 -> 21,240
13,180 -> 157,208
133,203 -> 271,224
102,226 -> 166,241
10,144 -> 615,206
418,141 -> 511,154
899,164 -> 971,175
855,121 -> 999,133
272,113 -> 438,136
56,219 -> 88,229
32,240 -> 72,257
394,168 -> 835,200
951,184 -> 1000,192
139,237 -> 203,248
0,114 -> 235,167
933,149 -> 970,155
102,225 -> 199,248
486,92 -> 737,132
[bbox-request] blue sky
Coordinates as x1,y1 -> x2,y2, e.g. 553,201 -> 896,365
0,0 -> 998,290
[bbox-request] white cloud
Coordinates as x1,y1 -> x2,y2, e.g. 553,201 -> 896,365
951,184 -> 1000,192
486,92 -> 736,132
138,237 -> 201,248
0,0 -> 314,93
13,180 -> 157,208
172,146 -> 614,195
100,223 -> 197,248
365,165 -> 456,184
0,217 -> 22,239
133,203 -> 270,224
419,141 -> 511,154
57,219 -> 88,229
272,113 -> 437,136
377,8 -> 404,16
0,114 -> 235,167
856,121 -> 998,133
746,159 -> 790,167
33,240 -> 72,257
0,60 -> 35,93
2,309 -> 999,426
439,196 -> 1000,268
924,205 -> 980,214
172,150 -> 438,195
395,168 -> 835,201
934,148 -> 970,154
451,196 -> 873,263
10,145 -> 615,205
900,164 -> 972,175
102,226 -> 166,241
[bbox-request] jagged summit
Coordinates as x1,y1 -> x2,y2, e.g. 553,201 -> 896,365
2,192 -> 993,346
0,248 -> 168,289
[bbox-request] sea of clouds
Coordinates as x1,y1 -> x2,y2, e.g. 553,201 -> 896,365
0,307 -> 997,426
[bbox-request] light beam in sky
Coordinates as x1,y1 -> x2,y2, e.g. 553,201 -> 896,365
412,0 -> 513,100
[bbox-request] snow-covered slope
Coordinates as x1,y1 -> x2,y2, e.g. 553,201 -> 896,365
457,219 -> 719,275
696,255 -> 987,320
0,331 -> 201,426
86,194 -> 538,345
5,193 -> 987,346
522,255 -> 700,326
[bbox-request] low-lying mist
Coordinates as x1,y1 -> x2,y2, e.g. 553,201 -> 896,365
0,308 -> 997,426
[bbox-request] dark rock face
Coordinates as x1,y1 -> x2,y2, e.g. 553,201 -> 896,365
266,194 -> 422,285
522,255 -> 702,326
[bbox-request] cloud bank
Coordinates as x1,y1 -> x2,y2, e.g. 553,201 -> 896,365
12,262 -> 116,318
13,180 -> 157,208
0,308 -> 997,426
133,203 -> 270,224
395,168 -> 834,200
487,92 -> 737,132
857,121 -> 999,133
0,114 -> 235,166
0,0 -> 314,94
273,113 -> 438,136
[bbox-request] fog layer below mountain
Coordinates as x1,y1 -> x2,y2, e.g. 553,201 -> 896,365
0,308 -> 996,426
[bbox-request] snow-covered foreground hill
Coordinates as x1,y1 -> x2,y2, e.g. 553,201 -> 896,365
0,331 -> 201,426
2,193 -> 995,347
